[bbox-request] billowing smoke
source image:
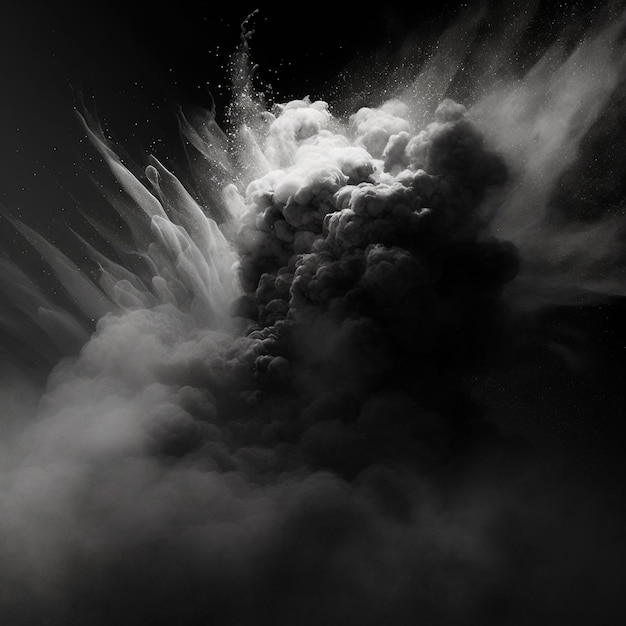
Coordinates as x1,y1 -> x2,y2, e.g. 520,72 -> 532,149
1,5 -> 626,625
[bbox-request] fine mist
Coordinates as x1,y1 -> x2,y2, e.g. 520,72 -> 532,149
1,4 -> 626,625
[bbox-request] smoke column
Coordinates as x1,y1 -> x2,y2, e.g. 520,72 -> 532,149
1,3 -> 625,624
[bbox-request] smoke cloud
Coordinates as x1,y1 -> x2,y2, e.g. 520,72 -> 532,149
1,4 -> 626,625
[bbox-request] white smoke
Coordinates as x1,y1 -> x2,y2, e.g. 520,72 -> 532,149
1,4 -> 626,624
472,12 -> 626,306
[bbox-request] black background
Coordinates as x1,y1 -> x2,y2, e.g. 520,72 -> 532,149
1,0 -> 625,490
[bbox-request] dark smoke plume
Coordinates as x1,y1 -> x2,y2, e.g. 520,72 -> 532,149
1,4 -> 626,625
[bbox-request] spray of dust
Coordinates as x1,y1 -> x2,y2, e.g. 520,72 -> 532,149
1,4 -> 626,625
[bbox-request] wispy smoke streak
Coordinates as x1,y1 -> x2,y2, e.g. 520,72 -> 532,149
0,5 -> 625,624
472,10 -> 626,304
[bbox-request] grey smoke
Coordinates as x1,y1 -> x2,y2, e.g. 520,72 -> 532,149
1,5 -> 626,625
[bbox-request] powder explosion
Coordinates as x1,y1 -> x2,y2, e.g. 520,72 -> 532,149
1,4 -> 626,625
